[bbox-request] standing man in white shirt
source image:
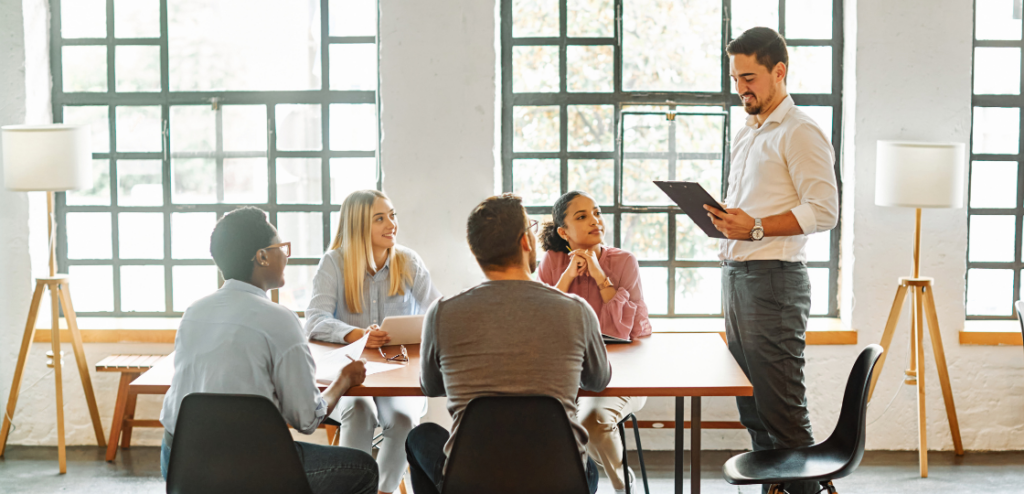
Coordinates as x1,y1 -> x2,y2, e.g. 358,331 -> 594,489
703,27 -> 839,494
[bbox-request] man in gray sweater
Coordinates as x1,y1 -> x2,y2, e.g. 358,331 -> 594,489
405,193 -> 612,494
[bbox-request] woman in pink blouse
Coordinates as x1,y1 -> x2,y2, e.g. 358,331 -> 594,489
538,190 -> 652,494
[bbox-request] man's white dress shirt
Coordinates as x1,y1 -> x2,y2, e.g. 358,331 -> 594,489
719,95 -> 839,262
160,279 -> 328,435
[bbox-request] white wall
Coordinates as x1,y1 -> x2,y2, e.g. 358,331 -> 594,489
378,0 -> 497,298
2,0 -> 1023,451
840,0 -> 1024,451
0,0 -> 33,448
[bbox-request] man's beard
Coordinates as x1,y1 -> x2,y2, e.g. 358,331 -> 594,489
743,84 -> 777,115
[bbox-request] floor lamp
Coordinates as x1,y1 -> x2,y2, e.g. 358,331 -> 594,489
0,124 -> 106,473
870,140 -> 966,477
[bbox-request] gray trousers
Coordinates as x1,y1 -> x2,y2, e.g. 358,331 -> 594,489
723,260 -> 817,494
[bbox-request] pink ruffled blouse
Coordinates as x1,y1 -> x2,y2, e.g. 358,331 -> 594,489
538,246 -> 653,341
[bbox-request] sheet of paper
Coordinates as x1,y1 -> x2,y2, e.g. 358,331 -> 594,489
314,333 -> 369,382
365,362 -> 404,375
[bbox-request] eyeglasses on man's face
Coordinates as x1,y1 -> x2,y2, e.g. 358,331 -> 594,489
526,219 -> 539,235
251,242 -> 291,261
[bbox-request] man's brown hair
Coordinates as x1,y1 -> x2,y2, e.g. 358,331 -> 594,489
466,193 -> 529,271
726,27 -> 789,80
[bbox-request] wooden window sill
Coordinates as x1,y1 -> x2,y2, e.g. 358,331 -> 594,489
33,317 -> 181,344
36,317 -> 860,345
960,320 -> 1023,346
650,317 -> 857,345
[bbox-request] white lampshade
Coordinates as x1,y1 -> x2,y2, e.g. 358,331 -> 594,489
874,140 -> 966,209
2,124 -> 93,192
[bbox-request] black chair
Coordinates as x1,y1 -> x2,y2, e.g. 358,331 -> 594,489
722,344 -> 883,494
442,396 -> 590,494
166,393 -> 313,494
1015,301 -> 1024,361
618,414 -> 650,494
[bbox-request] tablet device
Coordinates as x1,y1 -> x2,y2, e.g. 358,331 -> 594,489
654,181 -> 727,239
602,334 -> 632,344
380,315 -> 425,346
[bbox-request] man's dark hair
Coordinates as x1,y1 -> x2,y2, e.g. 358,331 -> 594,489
210,206 -> 277,281
726,27 -> 788,79
466,193 -> 529,271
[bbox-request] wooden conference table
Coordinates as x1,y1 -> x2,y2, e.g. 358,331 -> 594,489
130,333 -> 751,494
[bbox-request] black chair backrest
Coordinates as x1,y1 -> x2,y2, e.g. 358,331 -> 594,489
819,344 -> 884,479
1015,301 -> 1024,361
166,393 -> 312,494
442,395 -> 590,494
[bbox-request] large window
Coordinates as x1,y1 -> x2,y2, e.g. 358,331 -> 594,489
502,0 -> 843,318
53,0 -> 379,316
967,0 -> 1024,319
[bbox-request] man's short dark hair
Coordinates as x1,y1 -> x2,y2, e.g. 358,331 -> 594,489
466,193 -> 528,271
210,206 -> 277,281
727,27 -> 788,78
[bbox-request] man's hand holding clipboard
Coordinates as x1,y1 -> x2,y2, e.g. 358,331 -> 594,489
656,181 -> 800,241
703,203 -> 757,240
654,181 -> 737,240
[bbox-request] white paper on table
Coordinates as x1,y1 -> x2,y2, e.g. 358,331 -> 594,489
314,334 -> 406,383
314,333 -> 368,382
365,362 -> 404,375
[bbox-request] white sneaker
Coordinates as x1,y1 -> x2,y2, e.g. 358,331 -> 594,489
611,467 -> 636,494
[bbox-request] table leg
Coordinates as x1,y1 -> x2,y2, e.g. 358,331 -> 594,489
691,397 -> 701,494
106,373 -> 132,462
675,396 -> 685,494
120,374 -> 141,449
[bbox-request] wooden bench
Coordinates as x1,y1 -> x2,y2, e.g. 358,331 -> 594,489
96,354 -> 168,462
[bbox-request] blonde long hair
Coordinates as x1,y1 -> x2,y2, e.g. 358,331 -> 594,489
330,190 -> 413,314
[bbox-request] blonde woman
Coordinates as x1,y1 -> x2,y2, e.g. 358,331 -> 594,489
306,190 -> 441,494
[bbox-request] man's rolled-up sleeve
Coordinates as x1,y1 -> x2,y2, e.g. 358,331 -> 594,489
786,123 -> 839,235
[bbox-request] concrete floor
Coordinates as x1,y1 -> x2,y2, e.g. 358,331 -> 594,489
1,445 -> 1022,493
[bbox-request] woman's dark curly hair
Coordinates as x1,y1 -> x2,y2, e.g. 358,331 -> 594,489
540,190 -> 594,252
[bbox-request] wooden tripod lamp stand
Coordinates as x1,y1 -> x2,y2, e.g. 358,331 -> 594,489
870,140 -> 967,477
0,124 -> 106,473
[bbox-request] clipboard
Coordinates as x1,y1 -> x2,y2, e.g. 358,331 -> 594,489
654,181 -> 727,239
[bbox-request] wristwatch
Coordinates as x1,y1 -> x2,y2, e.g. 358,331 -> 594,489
749,218 -> 764,241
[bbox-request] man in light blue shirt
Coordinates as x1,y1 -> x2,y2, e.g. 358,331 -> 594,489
159,207 -> 377,494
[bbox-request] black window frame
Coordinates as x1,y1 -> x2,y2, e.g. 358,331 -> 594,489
500,0 -> 844,318
966,0 -> 1024,320
52,0 -> 382,317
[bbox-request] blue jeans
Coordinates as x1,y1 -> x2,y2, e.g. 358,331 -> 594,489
405,423 -> 599,494
162,430 -> 378,494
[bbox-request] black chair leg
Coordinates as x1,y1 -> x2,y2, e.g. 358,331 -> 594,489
628,414 -> 650,494
618,420 -> 630,494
